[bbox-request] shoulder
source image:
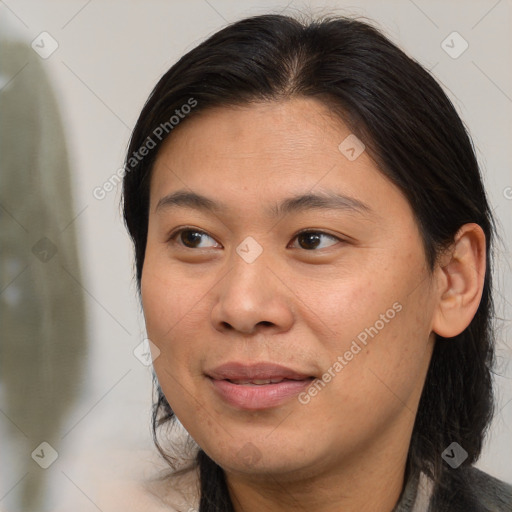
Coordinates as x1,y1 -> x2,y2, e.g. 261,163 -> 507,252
431,466 -> 512,512
142,462 -> 201,512
52,446 -> 200,512
95,453 -> 200,512
102,468 -> 200,512
464,467 -> 512,511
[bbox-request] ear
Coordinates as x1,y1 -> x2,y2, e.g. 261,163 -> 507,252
431,223 -> 486,338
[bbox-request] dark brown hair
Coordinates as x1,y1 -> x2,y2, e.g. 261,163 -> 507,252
122,13 -> 497,511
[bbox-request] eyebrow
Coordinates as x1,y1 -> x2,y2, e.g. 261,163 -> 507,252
155,189 -> 373,217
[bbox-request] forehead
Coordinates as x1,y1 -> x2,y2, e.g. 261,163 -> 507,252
149,98 -> 408,221
210,97 -> 342,140
152,97 -> 350,170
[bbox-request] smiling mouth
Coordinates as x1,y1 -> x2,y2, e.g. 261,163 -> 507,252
225,377 -> 312,385
206,361 -> 314,381
208,375 -> 315,410
205,361 -> 316,409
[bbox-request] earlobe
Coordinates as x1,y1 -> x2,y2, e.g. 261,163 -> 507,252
431,223 -> 486,338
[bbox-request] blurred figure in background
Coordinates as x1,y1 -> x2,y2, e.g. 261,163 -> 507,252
0,20 -> 87,512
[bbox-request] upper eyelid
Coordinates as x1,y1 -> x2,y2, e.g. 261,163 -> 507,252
168,227 -> 220,247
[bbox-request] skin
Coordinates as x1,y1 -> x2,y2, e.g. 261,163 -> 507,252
141,97 -> 486,512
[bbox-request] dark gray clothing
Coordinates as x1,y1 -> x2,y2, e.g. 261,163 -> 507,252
394,466 -> 512,512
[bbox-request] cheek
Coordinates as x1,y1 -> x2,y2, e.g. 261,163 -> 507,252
325,283 -> 434,417
141,264 -> 205,419
308,256 -> 434,399
140,259 -> 204,372
141,254 -> 198,334
297,269 -> 390,345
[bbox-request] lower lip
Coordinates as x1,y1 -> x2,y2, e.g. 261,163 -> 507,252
209,377 -> 313,410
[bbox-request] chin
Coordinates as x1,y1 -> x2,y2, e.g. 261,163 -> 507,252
199,432 -> 323,477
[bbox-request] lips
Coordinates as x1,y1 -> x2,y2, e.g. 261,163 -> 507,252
207,361 -> 313,381
206,362 -> 315,410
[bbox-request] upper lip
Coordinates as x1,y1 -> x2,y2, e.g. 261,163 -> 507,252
207,362 -> 313,381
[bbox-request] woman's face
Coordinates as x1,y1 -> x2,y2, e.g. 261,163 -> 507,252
141,98 -> 439,480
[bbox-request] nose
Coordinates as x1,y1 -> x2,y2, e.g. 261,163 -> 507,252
210,251 -> 294,336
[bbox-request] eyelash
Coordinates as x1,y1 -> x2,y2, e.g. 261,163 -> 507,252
166,227 -> 344,251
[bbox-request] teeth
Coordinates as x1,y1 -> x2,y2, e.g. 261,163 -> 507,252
229,378 -> 285,385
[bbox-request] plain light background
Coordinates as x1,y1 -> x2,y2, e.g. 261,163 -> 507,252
1,0 -> 511,510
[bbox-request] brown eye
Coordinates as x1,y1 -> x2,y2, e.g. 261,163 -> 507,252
291,231 -> 340,251
170,228 -> 219,249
